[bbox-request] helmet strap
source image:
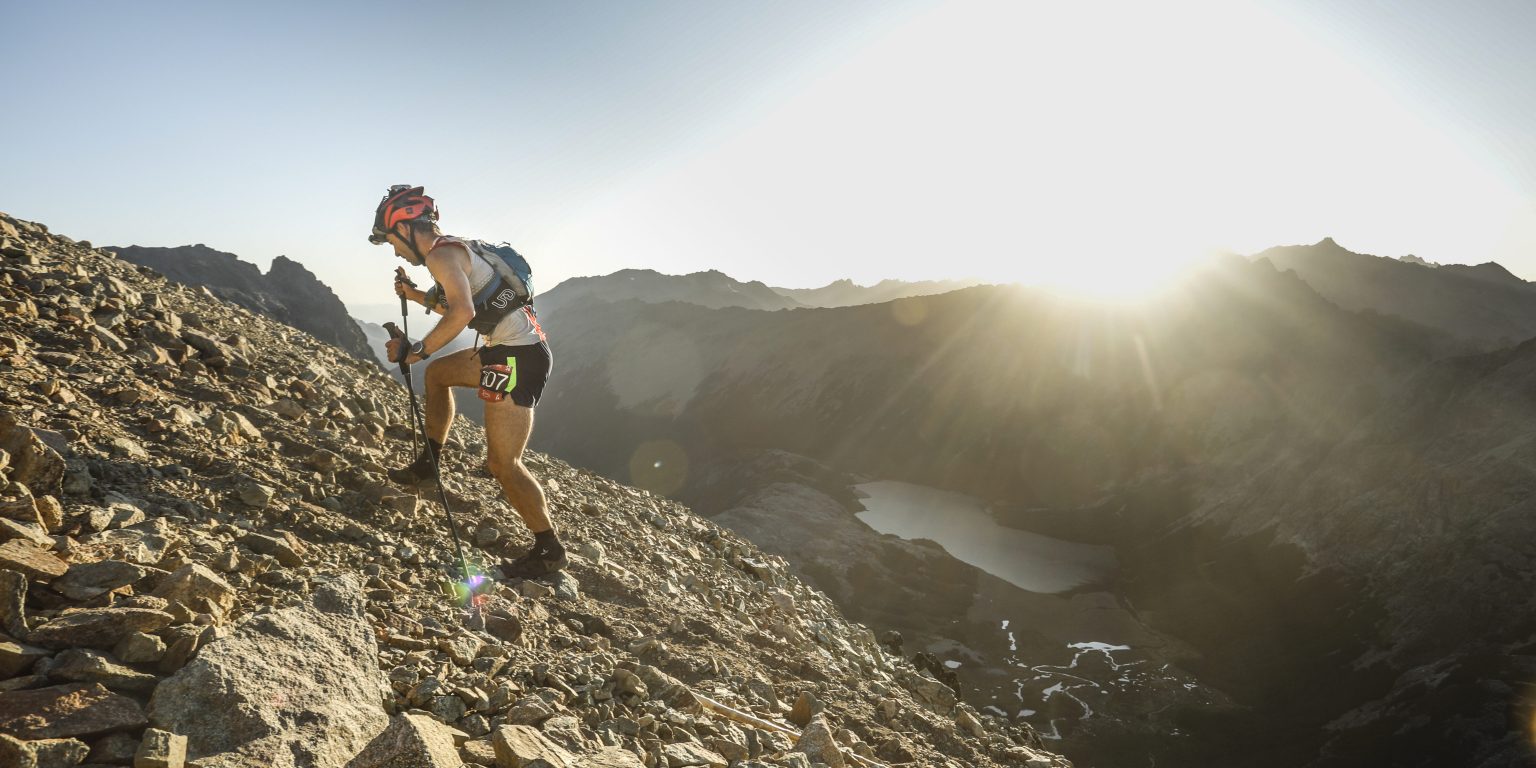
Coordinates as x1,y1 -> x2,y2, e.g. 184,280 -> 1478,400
400,223 -> 428,265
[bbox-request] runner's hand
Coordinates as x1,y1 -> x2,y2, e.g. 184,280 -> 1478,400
393,281 -> 425,304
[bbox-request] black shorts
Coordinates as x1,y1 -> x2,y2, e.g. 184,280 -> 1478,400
477,341 -> 551,407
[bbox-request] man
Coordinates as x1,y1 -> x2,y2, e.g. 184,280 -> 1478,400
370,184 -> 566,576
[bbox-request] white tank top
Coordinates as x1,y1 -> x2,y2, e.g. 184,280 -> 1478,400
432,236 -> 546,347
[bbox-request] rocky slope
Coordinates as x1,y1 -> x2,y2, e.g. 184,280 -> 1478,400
0,213 -> 1068,767
1257,237 -> 1536,350
106,244 -> 377,366
530,257 -> 1536,765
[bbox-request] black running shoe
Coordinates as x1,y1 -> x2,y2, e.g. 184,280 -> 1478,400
501,549 -> 569,578
388,447 -> 437,486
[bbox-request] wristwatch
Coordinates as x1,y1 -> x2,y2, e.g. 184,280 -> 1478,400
409,341 -> 430,360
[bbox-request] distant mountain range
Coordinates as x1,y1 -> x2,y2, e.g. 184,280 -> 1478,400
106,243 -> 377,365
1255,237 -> 1536,349
771,277 -> 985,307
534,268 -> 987,316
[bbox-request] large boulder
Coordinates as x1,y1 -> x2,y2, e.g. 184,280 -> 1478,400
147,574 -> 388,768
491,725 -> 575,768
345,713 -> 462,768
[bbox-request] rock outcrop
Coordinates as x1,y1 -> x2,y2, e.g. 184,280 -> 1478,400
106,243 -> 378,366
147,575 -> 389,767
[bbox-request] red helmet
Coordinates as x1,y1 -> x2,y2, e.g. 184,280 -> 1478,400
370,185 -> 438,244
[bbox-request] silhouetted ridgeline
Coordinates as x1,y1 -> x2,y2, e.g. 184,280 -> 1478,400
106,243 -> 377,366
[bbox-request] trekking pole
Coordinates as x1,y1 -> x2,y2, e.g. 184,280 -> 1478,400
383,321 -> 478,602
394,268 -> 420,459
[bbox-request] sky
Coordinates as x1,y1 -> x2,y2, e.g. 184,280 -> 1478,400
5,0 -> 1536,318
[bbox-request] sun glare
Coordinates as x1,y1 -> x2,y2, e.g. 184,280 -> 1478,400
1033,258 -> 1189,303
552,0 -> 1530,296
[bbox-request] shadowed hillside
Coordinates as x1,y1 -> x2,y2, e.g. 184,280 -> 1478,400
532,256 -> 1536,766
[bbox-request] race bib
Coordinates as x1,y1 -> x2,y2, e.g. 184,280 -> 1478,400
478,361 -> 515,402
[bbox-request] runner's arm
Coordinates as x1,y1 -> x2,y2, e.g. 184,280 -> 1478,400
417,246 -> 475,354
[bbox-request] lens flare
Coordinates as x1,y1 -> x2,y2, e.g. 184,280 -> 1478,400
441,560 -> 496,609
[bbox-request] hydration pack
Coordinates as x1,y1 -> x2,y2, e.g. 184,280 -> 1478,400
423,239 -> 536,335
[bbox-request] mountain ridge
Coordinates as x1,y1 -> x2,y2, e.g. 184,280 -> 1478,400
1254,237 -> 1536,349
105,243 -> 378,366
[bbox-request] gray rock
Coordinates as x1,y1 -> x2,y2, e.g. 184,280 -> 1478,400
345,713 -> 462,768
77,525 -> 172,567
87,731 -> 140,764
149,564 -> 236,618
793,714 -> 845,767
0,569 -> 29,638
0,733 -> 90,768
0,683 -> 147,740
427,694 -> 466,723
900,671 -> 957,715
549,572 -> 580,602
505,695 -> 555,726
0,638 -> 50,678
239,532 -> 305,568
147,575 -> 388,768
788,691 -> 821,728
113,632 -> 166,664
92,326 -> 129,353
235,481 -> 274,509
134,728 -> 187,768
0,518 -> 55,547
51,560 -> 155,602
490,725 -> 574,768
0,497 -> 40,524
0,419 -> 65,497
51,648 -> 160,693
576,747 -> 646,768
438,634 -> 482,667
32,496 -> 63,534
659,742 -> 727,768
27,608 -> 175,650
0,540 -> 68,581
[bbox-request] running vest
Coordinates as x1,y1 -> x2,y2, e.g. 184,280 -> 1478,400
426,236 -> 545,346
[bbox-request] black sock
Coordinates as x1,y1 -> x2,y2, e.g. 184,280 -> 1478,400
411,439 -> 444,472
